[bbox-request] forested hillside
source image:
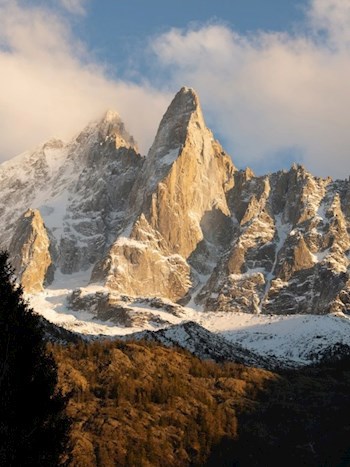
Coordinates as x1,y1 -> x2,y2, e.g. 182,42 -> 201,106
52,340 -> 350,466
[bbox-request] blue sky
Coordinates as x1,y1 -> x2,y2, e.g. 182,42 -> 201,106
1,0 -> 350,178
81,0 -> 306,77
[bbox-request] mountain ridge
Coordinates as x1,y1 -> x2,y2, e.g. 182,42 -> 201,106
1,87 -> 350,352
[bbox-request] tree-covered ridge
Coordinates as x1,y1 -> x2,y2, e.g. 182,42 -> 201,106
52,339 -> 350,467
52,340 -> 274,466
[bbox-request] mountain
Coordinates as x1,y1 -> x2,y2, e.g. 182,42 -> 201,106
2,86 -> 350,368
2,109 -> 143,283
91,87 -> 235,302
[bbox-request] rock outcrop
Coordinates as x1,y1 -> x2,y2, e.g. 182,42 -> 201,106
8,209 -> 52,292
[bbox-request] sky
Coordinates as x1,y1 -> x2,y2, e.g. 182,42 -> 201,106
0,0 -> 350,179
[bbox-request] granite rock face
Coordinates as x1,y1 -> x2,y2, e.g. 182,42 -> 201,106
8,209 -> 52,292
201,165 -> 350,314
92,87 -> 235,301
2,89 -> 350,315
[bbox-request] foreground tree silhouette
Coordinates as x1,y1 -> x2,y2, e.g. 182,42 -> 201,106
0,251 -> 69,466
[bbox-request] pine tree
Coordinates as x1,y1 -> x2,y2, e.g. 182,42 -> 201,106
0,251 -> 69,466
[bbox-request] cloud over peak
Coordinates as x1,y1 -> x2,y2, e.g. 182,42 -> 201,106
150,2 -> 350,178
1,0 -> 350,179
0,2 -> 170,160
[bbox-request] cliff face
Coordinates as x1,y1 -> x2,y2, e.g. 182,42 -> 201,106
92,87 -> 235,302
2,88 -> 350,315
8,209 -> 52,292
201,165 -> 350,314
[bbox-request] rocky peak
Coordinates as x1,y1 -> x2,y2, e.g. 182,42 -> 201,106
129,86 -> 233,215
74,110 -> 138,152
147,86 -> 204,163
99,110 -> 138,150
42,138 -> 65,151
0,104 -> 144,278
93,87 -> 235,302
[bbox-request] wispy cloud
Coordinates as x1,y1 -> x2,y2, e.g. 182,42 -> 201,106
308,0 -> 350,48
59,0 -> 88,16
0,2 -> 170,160
150,0 -> 350,178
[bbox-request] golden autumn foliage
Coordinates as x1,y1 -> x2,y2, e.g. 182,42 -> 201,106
51,339 -> 350,466
51,340 -> 275,466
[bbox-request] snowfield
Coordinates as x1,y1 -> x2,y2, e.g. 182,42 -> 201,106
27,269 -> 350,368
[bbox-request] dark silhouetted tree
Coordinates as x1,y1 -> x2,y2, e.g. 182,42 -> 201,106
0,251 -> 69,466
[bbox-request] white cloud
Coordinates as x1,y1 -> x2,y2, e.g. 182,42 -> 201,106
150,0 -> 350,178
59,0 -> 87,16
0,2 -> 170,160
308,0 -> 350,48
2,0 -> 350,180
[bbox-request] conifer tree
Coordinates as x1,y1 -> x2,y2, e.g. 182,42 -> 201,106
0,251 -> 69,466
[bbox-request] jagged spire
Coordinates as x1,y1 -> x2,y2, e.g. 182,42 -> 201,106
97,109 -> 138,150
148,86 -> 205,161
75,109 -> 138,151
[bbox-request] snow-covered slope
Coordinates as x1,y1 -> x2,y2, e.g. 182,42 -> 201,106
126,321 -> 278,368
27,272 -> 350,368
